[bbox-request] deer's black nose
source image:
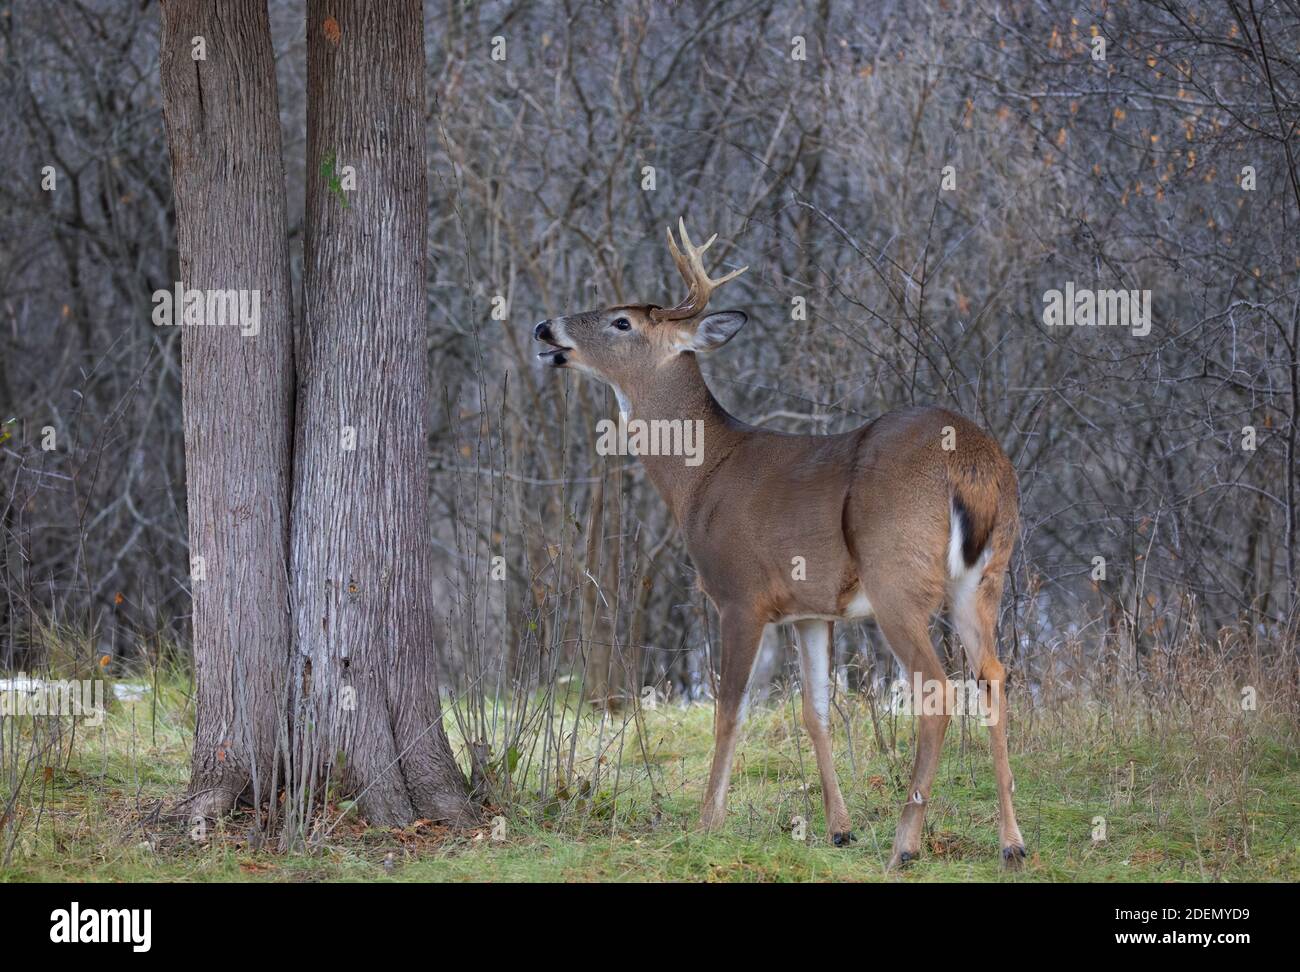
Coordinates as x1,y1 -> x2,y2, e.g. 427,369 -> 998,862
533,320 -> 553,342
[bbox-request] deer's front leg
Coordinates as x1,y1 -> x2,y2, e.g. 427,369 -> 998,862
699,609 -> 765,831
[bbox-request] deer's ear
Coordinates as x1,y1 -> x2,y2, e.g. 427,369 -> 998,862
686,311 -> 747,353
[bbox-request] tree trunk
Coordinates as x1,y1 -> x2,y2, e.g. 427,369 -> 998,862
291,0 -> 470,826
159,0 -> 294,818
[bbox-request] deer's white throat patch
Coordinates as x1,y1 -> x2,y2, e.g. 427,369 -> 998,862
610,383 -> 631,418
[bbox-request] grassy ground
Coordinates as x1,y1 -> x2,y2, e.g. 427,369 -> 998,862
2,673 -> 1297,882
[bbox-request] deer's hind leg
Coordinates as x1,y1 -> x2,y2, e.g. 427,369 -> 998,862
793,620 -> 853,845
873,609 -> 950,869
949,560 -> 1025,866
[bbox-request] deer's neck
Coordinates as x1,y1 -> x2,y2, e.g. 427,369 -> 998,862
618,354 -> 749,520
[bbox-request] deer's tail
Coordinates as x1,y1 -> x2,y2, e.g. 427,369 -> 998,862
944,445 -> 1013,579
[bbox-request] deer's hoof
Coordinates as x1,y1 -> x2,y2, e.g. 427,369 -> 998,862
1001,844 -> 1027,867
832,831 -> 855,847
888,850 -> 917,869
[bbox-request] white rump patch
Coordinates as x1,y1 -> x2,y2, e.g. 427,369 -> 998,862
948,499 -> 993,581
949,547 -> 992,605
947,505 -> 966,580
947,499 -> 993,650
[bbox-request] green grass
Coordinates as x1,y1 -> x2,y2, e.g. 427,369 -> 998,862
3,677 -> 1297,882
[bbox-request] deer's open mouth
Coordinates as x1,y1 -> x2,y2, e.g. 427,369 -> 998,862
533,320 -> 571,365
536,345 -> 570,365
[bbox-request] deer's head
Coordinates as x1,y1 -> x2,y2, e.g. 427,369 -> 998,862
533,220 -> 747,409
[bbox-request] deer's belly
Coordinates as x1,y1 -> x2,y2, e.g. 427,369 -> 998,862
775,583 -> 874,624
840,585 -> 875,619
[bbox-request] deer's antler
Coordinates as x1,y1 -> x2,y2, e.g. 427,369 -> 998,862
649,218 -> 748,323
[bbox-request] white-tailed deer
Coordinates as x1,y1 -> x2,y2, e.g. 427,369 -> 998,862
534,220 -> 1024,867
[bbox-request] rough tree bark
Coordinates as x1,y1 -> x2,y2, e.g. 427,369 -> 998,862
290,0 -> 470,825
158,0 -> 294,817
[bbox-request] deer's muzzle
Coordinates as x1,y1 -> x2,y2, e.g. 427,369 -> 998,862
533,319 -> 571,366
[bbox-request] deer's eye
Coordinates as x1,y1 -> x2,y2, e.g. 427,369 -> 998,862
611,317 -> 631,331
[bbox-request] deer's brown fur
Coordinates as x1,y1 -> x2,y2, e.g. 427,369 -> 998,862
534,221 -> 1025,867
